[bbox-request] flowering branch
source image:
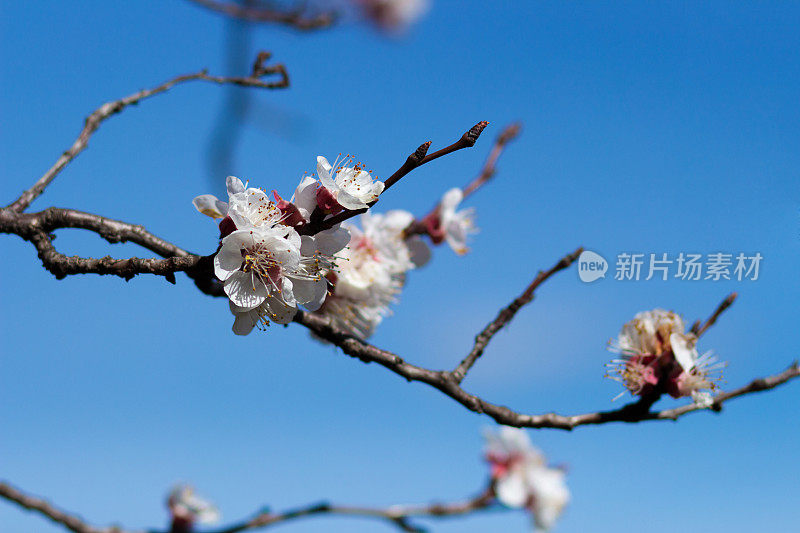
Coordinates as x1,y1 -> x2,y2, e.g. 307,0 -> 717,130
452,247 -> 583,384
185,0 -> 336,31
6,54 -> 289,214
295,278 -> 800,430
300,121 -> 490,236
4,206 -> 796,430
0,479 -> 496,533
2,61 -> 795,433
4,203 -> 797,430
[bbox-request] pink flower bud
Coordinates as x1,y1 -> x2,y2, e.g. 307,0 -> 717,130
218,216 -> 236,239
422,212 -> 446,244
272,190 -> 306,227
316,186 -> 343,214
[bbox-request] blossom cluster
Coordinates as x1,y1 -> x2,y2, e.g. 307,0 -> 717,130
484,427 -> 570,531
193,155 -> 382,335
194,156 -> 475,336
606,308 -> 725,406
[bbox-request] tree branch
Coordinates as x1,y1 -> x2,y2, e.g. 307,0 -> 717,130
185,0 -> 336,31
0,207 -> 204,284
5,207 -> 795,431
451,247 -> 583,384
295,288 -> 799,430
4,206 -> 795,431
7,54 -> 289,213
691,291 -> 738,337
0,479 -> 496,533
28,231 -> 200,283
0,482 -> 122,533
212,483 -> 495,533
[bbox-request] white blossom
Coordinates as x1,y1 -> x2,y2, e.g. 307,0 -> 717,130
193,176 -> 281,228
527,467 -> 570,531
317,155 -> 384,210
361,210 -> 430,270
167,485 -> 220,526
423,188 -> 476,255
439,188 -> 475,254
483,427 -> 569,531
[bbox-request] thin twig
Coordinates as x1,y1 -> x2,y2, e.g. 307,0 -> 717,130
654,361 -> 800,419
212,483 -> 495,533
691,292 -> 738,337
7,56 -> 288,213
451,247 -> 583,384
0,479 -> 495,533
0,482 -> 125,533
185,0 -> 336,31
461,122 -> 521,200
404,122 -> 520,239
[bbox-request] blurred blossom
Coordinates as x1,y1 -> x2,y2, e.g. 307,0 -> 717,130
606,308 -> 724,403
354,0 -> 430,32
422,187 -> 476,255
483,427 -> 570,531
167,485 -> 220,532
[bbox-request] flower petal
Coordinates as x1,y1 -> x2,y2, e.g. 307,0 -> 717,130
670,333 -> 697,371
316,156 -> 332,180
232,312 -> 257,336
224,271 -> 268,310
335,189 -> 367,210
495,470 -> 529,508
226,176 -> 245,196
263,295 -> 296,325
440,187 -> 463,211
381,209 -> 414,230
406,236 -> 432,267
293,277 -> 328,311
292,176 -> 319,218
192,194 -> 228,218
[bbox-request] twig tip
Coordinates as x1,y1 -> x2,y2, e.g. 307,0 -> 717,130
464,121 -> 489,146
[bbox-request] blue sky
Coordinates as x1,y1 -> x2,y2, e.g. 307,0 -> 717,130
1,1 -> 799,532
